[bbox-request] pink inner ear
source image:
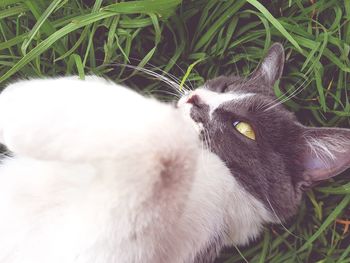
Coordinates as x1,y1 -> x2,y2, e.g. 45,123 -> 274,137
305,157 -> 326,170
301,127 -> 350,184
303,146 -> 350,182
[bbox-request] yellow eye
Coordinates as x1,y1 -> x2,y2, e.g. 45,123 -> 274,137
233,121 -> 256,140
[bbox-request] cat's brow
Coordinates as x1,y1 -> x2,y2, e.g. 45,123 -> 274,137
210,94 -> 254,118
195,89 -> 255,118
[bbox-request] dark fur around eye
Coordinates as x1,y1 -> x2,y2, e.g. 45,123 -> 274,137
219,83 -> 229,93
205,81 -> 228,93
204,76 -> 245,94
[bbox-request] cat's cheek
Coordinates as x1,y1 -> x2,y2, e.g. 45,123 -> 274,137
188,151 -> 274,253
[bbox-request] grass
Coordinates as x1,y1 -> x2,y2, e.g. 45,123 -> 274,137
0,0 -> 350,262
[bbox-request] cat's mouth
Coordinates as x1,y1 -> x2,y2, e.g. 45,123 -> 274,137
177,95 -> 205,135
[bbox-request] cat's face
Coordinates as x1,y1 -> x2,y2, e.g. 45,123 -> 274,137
178,43 -> 350,221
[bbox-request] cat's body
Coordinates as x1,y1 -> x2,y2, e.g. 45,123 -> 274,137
0,77 -> 272,263
0,44 -> 349,263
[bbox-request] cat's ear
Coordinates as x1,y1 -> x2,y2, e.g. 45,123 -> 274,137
298,127 -> 350,187
250,43 -> 285,88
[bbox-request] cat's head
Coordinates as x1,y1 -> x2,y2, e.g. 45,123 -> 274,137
178,43 -> 350,221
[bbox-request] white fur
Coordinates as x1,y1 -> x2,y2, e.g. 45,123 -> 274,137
262,58 -> 273,83
305,135 -> 349,162
178,88 -> 254,119
303,132 -> 350,176
0,77 -> 272,263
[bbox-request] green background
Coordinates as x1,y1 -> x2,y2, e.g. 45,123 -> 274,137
1,0 -> 350,262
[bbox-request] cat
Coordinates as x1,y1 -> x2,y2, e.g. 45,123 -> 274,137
0,43 -> 349,263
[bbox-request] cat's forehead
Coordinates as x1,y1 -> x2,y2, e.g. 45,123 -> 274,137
189,88 -> 256,118
189,82 -> 278,119
200,76 -> 292,117
205,75 -> 275,97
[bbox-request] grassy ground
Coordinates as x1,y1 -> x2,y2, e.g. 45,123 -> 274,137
1,0 -> 350,262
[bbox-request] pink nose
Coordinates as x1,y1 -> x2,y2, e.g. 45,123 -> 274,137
186,94 -> 202,106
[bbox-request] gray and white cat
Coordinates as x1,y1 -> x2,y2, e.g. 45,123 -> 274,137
0,43 -> 349,263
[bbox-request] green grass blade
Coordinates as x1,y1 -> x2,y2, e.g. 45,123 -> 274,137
298,194 -> 350,252
0,0 -> 23,7
103,0 -> 182,17
180,58 -> 204,90
21,0 -> 63,55
246,0 -> 302,52
194,0 -> 245,51
72,54 -> 84,79
0,5 -> 28,19
0,11 -> 114,84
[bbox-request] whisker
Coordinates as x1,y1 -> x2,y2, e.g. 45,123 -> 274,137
152,90 -> 182,99
114,63 -> 185,96
265,195 -> 302,240
168,57 -> 195,90
233,245 -> 249,263
155,58 -> 194,91
263,73 -> 312,111
204,128 -> 212,150
262,74 -> 307,107
140,61 -> 192,93
112,56 -> 193,92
